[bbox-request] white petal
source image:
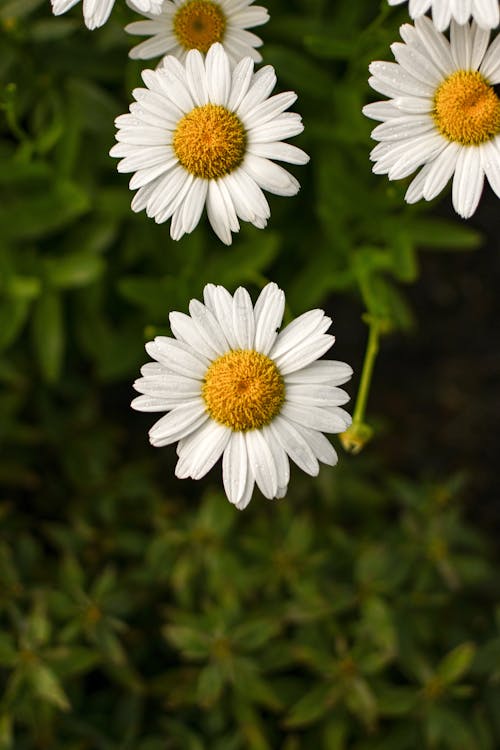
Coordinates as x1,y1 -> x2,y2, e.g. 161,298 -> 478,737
296,425 -> 339,466
243,155 -> 300,197
203,284 -> 240,349
267,416 -> 319,476
362,101 -> 401,121
185,49 -> 209,107
131,394 -> 173,412
175,421 -> 231,479
236,65 -> 277,115
422,141 -> 460,200
206,43 -> 231,106
145,337 -> 209,377
271,310 -> 331,360
232,286 -> 256,349
280,402 -> 351,434
390,41 -> 443,86
133,373 -> 201,399
176,178 -> 208,236
234,465 -> 255,510
261,425 -> 290,494
189,298 -> 231,355
275,335 -> 336,375
169,311 -> 219,359
227,57 -> 255,111
247,141 -> 309,165
472,0 -> 499,29
452,146 -> 484,217
223,432 -> 248,505
222,169 -> 270,223
479,32 -> 500,82
284,360 -> 353,386
245,430 -> 278,499
253,282 -> 285,355
206,179 -> 238,245
286,383 -> 350,407
149,400 -> 207,446
481,138 -> 500,197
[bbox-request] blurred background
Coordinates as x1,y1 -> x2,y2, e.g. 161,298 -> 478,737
1,0 -> 499,747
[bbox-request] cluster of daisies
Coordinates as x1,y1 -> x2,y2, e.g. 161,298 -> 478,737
47,0 -> 500,508
366,0 -> 500,218
48,0 -> 354,509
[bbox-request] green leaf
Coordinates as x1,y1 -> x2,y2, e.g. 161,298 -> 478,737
322,719 -> 348,750
163,625 -> 210,660
0,713 -> 13,750
263,45 -> 335,99
345,677 -> 378,728
437,643 -> 476,685
285,683 -> 335,728
426,705 -> 477,748
196,663 -> 224,707
0,0 -> 44,19
50,647 -> 101,678
32,290 -> 64,383
389,234 -> 418,283
304,34 -> 355,59
6,276 -> 41,300
28,663 -> 71,711
232,619 -> 280,651
0,297 -> 30,351
45,252 -> 105,289
376,685 -> 418,716
118,275 -> 180,320
30,18 -> 78,41
0,634 -> 17,668
406,218 -> 482,250
0,180 -> 89,241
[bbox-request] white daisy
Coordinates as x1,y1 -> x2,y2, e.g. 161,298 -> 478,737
51,0 -> 163,30
126,0 -> 269,66
132,283 -> 353,510
388,0 -> 499,31
110,43 -> 309,244
363,17 -> 500,218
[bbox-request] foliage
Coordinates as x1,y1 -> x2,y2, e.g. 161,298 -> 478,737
0,0 -> 497,747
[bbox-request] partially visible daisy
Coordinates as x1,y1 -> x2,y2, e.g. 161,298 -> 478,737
51,0 -> 163,30
126,0 -> 269,66
388,0 -> 499,30
110,43 -> 308,244
132,283 -> 352,509
363,17 -> 500,218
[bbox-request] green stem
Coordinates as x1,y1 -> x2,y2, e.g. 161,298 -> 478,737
352,319 -> 380,426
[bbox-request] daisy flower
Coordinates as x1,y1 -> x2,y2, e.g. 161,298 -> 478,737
388,0 -> 499,31
132,283 -> 353,510
126,0 -> 269,66
51,0 -> 163,30
363,17 -> 500,218
110,43 -> 309,244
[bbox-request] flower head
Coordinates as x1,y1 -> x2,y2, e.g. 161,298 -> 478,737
110,43 -> 309,244
132,283 -> 353,509
126,0 -> 269,65
51,0 -> 162,30
388,0 -> 499,31
363,18 -> 500,218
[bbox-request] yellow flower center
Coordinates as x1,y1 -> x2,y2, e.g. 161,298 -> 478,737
433,70 -> 500,146
173,104 -> 246,179
173,0 -> 226,54
202,350 -> 285,431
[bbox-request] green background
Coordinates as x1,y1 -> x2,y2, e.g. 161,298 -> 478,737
0,0 -> 499,747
